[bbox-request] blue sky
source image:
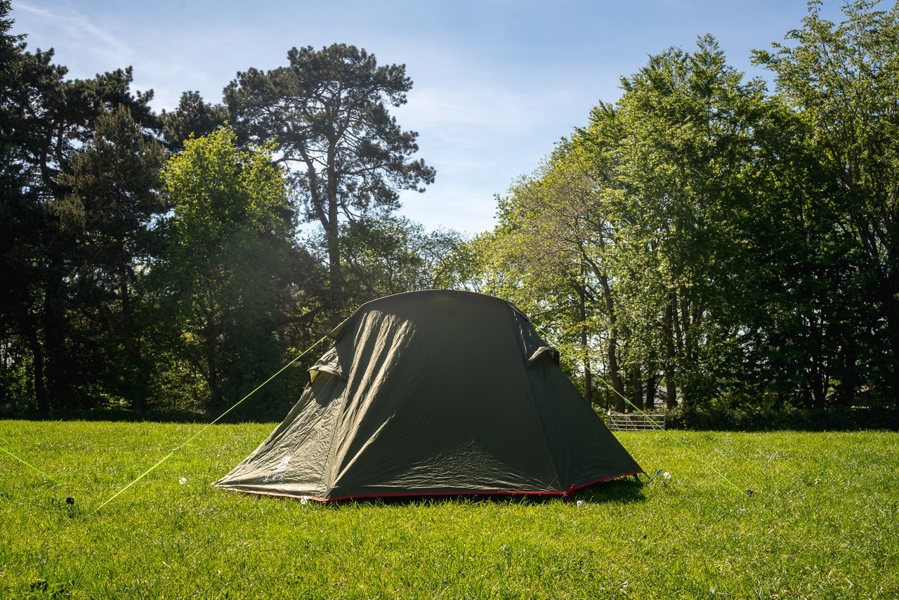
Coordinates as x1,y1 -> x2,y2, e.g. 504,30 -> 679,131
10,1 -> 848,235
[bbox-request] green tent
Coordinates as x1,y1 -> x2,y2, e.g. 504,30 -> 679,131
216,290 -> 641,501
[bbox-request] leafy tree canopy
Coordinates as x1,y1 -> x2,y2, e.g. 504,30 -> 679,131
225,43 -> 435,311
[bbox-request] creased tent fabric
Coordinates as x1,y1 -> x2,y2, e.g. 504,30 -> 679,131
215,290 -> 642,501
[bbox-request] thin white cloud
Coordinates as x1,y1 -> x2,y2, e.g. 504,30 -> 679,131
15,1 -> 133,72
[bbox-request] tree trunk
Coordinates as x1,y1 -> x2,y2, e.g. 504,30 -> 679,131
645,374 -> 657,411
630,367 -> 644,411
42,255 -> 70,410
883,308 -> 899,409
325,217 -> 343,311
583,365 -> 593,407
326,149 -> 344,313
576,277 -> 593,406
876,277 -> 899,409
304,145 -> 344,314
597,273 -> 624,406
609,343 -> 625,412
663,299 -> 678,409
808,314 -> 828,409
671,292 -> 684,359
206,351 -> 222,413
120,278 -> 149,412
680,293 -> 693,361
26,325 -> 48,413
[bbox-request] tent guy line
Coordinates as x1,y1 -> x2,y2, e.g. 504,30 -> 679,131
528,313 -> 753,497
1,443 -> 58,483
593,373 -> 753,497
92,333 -> 331,513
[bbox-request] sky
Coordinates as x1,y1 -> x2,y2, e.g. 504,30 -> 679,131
9,0 -> 849,235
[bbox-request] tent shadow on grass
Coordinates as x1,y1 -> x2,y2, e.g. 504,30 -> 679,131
573,477 -> 646,505
241,478 -> 647,508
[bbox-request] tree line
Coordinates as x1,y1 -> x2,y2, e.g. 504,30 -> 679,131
466,0 -> 897,421
0,0 -> 462,417
1,0 -> 896,423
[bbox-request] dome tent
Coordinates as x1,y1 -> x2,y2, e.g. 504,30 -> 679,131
216,290 -> 641,501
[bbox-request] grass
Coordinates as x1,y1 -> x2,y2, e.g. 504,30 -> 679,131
1,421 -> 896,598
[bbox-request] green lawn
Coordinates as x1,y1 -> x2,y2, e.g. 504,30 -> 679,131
1,421 -> 896,598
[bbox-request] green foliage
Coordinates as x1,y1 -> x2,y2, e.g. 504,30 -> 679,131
753,0 -> 899,401
163,128 -> 289,244
479,141 -> 623,407
1,421 -> 895,597
154,127 -> 319,416
1,11 -> 444,417
3,0 -> 896,421
608,35 -> 770,409
225,43 -> 436,311
480,36 -> 772,410
337,214 -> 469,305
160,90 -> 228,151
56,107 -> 167,411
477,1 -> 899,412
0,8 -> 161,411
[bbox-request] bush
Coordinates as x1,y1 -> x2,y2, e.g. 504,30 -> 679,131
667,405 -> 898,431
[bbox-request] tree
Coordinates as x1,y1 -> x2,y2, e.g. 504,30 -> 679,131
599,36 -> 775,411
753,0 -> 899,403
57,107 -> 166,411
338,215 -> 468,305
480,137 -> 624,409
157,127 -> 317,414
225,44 -> 435,313
0,2 -> 159,410
0,0 -> 41,409
479,36 -> 799,414
160,90 -> 228,151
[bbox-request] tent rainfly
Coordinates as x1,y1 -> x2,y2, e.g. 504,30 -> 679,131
216,290 -> 642,501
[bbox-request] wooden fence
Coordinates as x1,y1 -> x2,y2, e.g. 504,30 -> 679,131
605,412 -> 666,431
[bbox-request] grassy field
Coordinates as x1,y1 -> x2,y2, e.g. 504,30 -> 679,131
1,421 -> 896,598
